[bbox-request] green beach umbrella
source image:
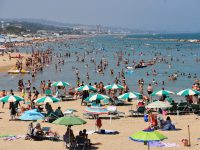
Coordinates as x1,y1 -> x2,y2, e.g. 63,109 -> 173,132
130,130 -> 167,150
52,116 -> 87,126
118,92 -> 142,100
145,100 -> 172,109
104,84 -> 124,90
177,88 -> 200,96
51,81 -> 71,87
85,93 -> 109,102
34,96 -> 61,103
76,85 -> 96,91
151,90 -> 174,96
0,95 -> 24,103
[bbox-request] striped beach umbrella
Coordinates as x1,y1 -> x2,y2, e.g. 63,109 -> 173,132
51,81 -> 70,87
84,107 -> 109,115
85,93 -> 109,102
34,96 -> 61,103
145,101 -> 172,109
151,90 -> 174,96
0,95 -> 24,103
76,85 -> 96,91
104,84 -> 124,90
177,88 -> 200,96
118,92 -> 142,100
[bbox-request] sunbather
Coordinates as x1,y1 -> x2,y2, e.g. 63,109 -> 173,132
162,116 -> 176,130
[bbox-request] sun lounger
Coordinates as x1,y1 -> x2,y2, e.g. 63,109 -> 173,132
129,106 -> 145,117
95,129 -> 119,134
83,112 -> 95,119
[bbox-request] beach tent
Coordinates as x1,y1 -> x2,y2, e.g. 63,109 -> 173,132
19,109 -> 44,121
130,129 -> 167,150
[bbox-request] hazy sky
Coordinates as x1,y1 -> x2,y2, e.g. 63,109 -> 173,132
0,0 -> 199,32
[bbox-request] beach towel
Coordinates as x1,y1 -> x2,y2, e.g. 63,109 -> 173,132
149,141 -> 179,147
0,134 -> 15,138
95,130 -> 119,134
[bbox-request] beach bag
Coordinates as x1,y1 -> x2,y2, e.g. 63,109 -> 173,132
144,114 -> 148,122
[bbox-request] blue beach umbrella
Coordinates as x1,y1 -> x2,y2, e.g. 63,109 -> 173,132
19,109 -> 45,121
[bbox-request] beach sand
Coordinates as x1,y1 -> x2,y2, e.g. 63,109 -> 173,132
0,53 -> 30,72
0,95 -> 200,150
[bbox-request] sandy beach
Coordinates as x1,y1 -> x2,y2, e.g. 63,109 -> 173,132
0,53 -> 30,72
0,94 -> 200,150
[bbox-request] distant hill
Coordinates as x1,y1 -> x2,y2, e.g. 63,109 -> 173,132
0,19 -> 83,35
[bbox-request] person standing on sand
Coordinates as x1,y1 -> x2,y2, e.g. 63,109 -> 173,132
1,90 -> 7,108
96,116 -> 102,131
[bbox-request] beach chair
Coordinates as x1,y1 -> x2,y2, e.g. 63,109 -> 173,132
129,106 -> 145,117
74,136 -> 87,150
45,89 -> 52,96
177,102 -> 189,114
191,104 -> 200,114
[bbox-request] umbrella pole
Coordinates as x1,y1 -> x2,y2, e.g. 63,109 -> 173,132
188,125 -> 191,146
148,141 -> 150,150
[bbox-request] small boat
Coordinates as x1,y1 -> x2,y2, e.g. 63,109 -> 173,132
8,69 -> 30,74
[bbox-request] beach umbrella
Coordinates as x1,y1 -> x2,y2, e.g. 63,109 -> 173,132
19,109 -> 45,121
34,96 -> 61,103
84,107 -> 109,115
151,90 -> 174,96
177,88 -> 200,96
85,93 -> 109,102
104,84 -> 124,90
52,116 -> 87,126
118,92 -> 142,100
146,101 -> 172,109
52,116 -> 86,148
0,95 -> 24,103
129,129 -> 167,150
76,85 -> 96,91
51,81 -> 71,87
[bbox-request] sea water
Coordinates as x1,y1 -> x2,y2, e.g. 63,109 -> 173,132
0,33 -> 200,101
